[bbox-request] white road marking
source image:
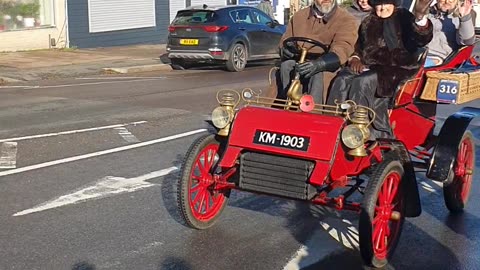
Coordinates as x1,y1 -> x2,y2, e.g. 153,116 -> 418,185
76,77 -> 165,80
0,142 -> 18,169
0,121 -> 147,143
0,86 -> 30,89
114,127 -> 140,143
420,181 -> 438,193
13,166 -> 178,216
429,179 -> 443,188
0,128 -> 206,177
17,78 -> 164,90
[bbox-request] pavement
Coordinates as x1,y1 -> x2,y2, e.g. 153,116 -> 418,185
0,44 -> 171,84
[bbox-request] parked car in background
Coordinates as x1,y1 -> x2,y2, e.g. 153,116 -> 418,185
167,5 -> 286,72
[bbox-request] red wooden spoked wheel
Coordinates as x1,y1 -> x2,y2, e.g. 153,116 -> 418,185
360,155 -> 406,269
444,131 -> 476,213
177,134 -> 229,229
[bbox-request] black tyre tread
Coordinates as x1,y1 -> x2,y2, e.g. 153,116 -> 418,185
443,131 -> 475,213
226,43 -> 247,72
359,153 -> 406,269
177,134 -> 228,230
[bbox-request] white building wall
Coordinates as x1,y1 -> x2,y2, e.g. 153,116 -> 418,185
191,0 -> 227,6
0,0 -> 67,52
170,0 -> 186,23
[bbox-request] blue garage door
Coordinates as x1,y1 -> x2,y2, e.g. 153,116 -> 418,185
68,0 -> 170,48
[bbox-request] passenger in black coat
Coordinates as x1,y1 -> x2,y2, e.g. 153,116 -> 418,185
327,0 -> 433,139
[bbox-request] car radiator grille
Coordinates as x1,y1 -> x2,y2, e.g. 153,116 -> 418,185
239,152 -> 316,200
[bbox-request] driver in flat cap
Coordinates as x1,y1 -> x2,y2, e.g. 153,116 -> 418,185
277,0 -> 358,104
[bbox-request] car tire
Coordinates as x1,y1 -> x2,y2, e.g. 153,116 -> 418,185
177,134 -> 230,230
170,59 -> 193,70
443,131 -> 475,213
359,152 -> 406,269
226,43 -> 247,72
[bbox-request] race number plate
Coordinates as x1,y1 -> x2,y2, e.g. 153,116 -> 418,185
253,130 -> 310,151
437,79 -> 459,103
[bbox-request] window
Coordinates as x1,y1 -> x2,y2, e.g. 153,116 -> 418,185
0,0 -> 55,32
229,9 -> 254,24
172,11 -> 217,25
251,10 -> 272,25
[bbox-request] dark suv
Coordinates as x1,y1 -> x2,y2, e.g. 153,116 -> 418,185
167,5 -> 286,72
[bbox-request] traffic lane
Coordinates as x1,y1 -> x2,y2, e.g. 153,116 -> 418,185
0,113 -> 209,169
0,70 -> 270,136
0,127 -> 208,217
2,191 -> 306,270
0,66 -> 271,99
1,133 -> 475,269
0,138 -> 308,270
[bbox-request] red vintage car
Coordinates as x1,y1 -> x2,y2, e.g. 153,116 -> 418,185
176,37 -> 479,268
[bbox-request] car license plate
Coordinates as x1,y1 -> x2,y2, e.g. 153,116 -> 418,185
253,130 -> 310,151
437,79 -> 459,103
180,39 -> 199,45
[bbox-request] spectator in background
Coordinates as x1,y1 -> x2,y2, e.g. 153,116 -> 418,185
347,0 -> 373,22
257,0 -> 275,18
425,0 -> 476,66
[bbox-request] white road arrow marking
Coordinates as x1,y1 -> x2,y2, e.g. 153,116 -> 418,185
13,166 -> 178,217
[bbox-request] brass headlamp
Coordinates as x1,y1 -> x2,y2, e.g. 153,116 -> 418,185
212,91 -> 240,136
341,106 -> 371,157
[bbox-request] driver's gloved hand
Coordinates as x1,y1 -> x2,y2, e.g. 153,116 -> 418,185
279,41 -> 297,60
296,53 -> 341,78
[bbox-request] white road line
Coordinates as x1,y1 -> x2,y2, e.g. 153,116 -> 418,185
13,166 -> 178,216
0,86 -> 30,89
114,127 -> 141,143
0,121 -> 147,143
429,179 -> 443,188
0,142 -> 18,169
76,77 -> 166,80
19,78 -> 164,90
420,181 -> 438,193
0,129 -> 206,178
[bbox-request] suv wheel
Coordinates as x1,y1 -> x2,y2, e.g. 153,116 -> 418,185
226,43 -> 247,72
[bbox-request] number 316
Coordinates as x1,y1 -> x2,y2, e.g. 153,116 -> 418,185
439,84 -> 458,94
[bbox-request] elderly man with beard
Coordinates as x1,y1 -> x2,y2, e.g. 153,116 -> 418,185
327,0 -> 434,141
276,0 -> 358,104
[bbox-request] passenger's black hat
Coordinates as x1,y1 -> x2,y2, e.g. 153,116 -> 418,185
368,0 -> 402,7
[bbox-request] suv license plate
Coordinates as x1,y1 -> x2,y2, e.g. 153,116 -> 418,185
180,39 -> 199,45
253,130 -> 309,151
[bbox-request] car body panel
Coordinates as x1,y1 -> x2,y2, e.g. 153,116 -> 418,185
167,5 -> 286,63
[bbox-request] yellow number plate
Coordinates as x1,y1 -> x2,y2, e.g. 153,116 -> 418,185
180,39 -> 199,45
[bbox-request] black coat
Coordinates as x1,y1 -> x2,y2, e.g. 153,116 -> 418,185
354,8 -> 433,97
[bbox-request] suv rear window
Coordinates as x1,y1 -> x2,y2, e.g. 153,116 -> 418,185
172,10 -> 217,25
